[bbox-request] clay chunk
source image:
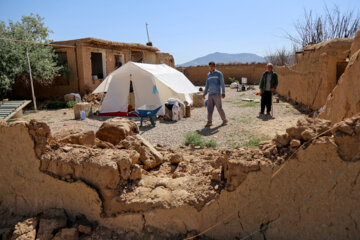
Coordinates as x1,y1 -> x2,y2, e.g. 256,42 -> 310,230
96,118 -> 139,145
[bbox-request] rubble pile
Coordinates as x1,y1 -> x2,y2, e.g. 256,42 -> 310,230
258,115 -> 360,163
0,208 -> 127,240
82,93 -> 104,106
258,117 -> 332,163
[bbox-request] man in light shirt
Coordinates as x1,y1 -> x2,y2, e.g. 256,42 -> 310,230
203,61 -> 228,127
259,63 -> 278,115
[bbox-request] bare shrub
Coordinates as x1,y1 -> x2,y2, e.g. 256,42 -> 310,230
265,47 -> 297,66
286,4 -> 360,47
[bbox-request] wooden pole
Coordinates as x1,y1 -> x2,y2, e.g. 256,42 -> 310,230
26,47 -> 37,111
271,91 -> 274,117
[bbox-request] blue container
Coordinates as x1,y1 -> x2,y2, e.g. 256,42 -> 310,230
205,100 -> 208,106
80,110 -> 86,120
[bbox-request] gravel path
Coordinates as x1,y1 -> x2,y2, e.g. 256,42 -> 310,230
20,87 -> 305,147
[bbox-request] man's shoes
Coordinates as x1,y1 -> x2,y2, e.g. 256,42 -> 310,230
259,112 -> 264,115
222,120 -> 229,126
205,122 -> 213,127
266,112 -> 271,115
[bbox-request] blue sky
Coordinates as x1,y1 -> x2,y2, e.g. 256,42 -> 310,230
0,0 -> 359,64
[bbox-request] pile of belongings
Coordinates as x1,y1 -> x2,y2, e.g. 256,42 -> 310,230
164,98 -> 185,121
64,93 -> 82,102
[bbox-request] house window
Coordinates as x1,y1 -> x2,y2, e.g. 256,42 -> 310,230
131,51 -> 143,63
91,52 -> 104,79
114,54 -> 123,69
54,51 -> 70,86
56,52 -> 68,66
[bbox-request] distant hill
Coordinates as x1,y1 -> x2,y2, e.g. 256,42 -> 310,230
178,52 -> 265,67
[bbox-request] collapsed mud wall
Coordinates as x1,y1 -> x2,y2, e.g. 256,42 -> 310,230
275,38 -> 352,111
178,63 -> 266,86
1,116 -> 360,239
318,30 -> 360,123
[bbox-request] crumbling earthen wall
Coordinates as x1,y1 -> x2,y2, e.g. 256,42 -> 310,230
318,30 -> 360,123
1,115 -> 360,239
178,63 -> 266,86
275,38 -> 352,111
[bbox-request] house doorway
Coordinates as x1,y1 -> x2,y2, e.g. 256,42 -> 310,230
114,54 -> 124,69
336,62 -> 348,83
91,52 -> 105,80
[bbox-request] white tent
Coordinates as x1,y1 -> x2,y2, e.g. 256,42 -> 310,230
93,62 -> 198,116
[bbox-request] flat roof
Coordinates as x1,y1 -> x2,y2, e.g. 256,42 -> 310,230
53,37 -> 159,52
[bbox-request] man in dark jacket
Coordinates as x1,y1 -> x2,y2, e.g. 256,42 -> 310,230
259,63 -> 278,115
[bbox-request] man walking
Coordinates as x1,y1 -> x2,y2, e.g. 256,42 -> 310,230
259,63 -> 278,115
203,61 -> 228,127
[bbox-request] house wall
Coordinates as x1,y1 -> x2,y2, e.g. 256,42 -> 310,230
178,63 -> 266,86
318,30 -> 360,123
143,51 -> 157,64
274,38 -> 353,111
156,52 -> 175,67
10,39 -> 175,100
77,46 -> 131,94
9,46 -> 79,100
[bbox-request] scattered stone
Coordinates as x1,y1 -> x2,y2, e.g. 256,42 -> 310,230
129,164 -> 142,180
59,228 -> 78,240
96,118 -> 139,145
211,168 -> 222,182
77,225 -> 92,235
120,135 -> 163,170
95,138 -> 115,149
177,161 -> 187,172
275,134 -> 290,147
332,121 -> 354,135
169,153 -> 183,164
11,217 -> 38,240
290,139 -> 301,148
37,217 -> 67,240
286,126 -> 306,140
301,128 -> 316,141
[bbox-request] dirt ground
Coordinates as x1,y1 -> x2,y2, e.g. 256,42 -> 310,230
18,86 -> 305,148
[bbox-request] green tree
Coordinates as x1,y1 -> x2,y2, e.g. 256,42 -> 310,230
0,13 -> 62,99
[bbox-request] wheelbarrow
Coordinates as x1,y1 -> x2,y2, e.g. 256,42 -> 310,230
131,104 -> 162,127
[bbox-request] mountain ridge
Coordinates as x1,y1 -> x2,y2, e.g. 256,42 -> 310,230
178,52 -> 265,67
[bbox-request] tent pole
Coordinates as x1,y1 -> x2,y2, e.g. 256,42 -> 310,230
26,47 -> 37,111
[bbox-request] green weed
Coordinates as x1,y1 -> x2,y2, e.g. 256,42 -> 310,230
184,131 -> 217,147
243,135 -> 269,148
238,102 -> 258,108
46,100 -> 77,110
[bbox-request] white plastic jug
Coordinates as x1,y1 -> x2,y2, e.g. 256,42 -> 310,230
80,110 -> 86,120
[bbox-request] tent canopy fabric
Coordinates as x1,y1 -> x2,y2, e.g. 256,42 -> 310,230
94,62 -> 198,116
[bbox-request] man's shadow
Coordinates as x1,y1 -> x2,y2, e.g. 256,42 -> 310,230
257,114 -> 275,121
196,125 -> 223,136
